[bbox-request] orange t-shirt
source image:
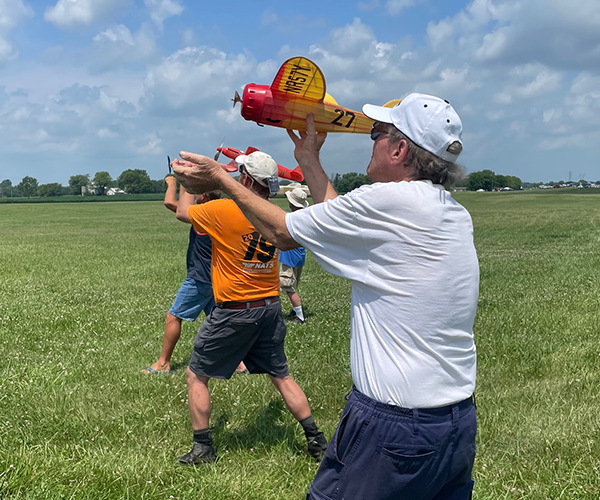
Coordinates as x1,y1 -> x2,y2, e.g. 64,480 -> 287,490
188,199 -> 280,303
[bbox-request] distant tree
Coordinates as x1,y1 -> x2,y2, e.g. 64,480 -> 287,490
0,179 -> 12,197
494,175 -> 507,188
38,183 -> 64,197
69,174 -> 91,195
331,173 -> 341,188
467,170 -> 496,191
453,176 -> 468,188
18,176 -> 39,198
332,172 -> 372,194
467,171 -> 522,191
93,171 -> 113,195
504,175 -> 522,190
118,169 -> 153,193
151,179 -> 167,193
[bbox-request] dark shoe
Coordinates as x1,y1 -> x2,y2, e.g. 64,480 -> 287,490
178,442 -> 217,465
287,310 -> 305,324
307,432 -> 328,461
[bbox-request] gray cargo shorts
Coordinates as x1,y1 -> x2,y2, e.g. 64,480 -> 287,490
188,297 -> 289,379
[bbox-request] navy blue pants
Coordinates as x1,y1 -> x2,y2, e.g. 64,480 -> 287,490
308,388 -> 477,500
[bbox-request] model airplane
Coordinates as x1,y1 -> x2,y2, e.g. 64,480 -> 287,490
233,56 -> 386,134
215,145 -> 304,182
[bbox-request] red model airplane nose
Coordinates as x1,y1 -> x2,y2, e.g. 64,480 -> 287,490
241,84 -> 272,123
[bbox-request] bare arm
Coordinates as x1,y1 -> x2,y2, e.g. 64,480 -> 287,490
287,114 -> 337,204
163,176 -> 178,212
175,184 -> 194,224
172,156 -> 299,250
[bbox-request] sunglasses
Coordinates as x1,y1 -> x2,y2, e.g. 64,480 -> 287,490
370,122 -> 389,141
370,130 -> 389,141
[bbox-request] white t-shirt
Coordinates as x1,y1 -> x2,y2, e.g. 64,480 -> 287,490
286,180 -> 479,408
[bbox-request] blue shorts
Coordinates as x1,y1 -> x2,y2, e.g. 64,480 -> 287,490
308,388 -> 477,500
168,277 -> 215,322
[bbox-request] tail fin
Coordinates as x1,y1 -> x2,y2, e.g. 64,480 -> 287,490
278,164 -> 304,182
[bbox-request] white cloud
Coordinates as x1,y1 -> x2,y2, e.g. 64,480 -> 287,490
44,0 -> 130,29
358,0 -> 379,11
514,70 -> 560,99
94,24 -> 134,45
260,9 -> 326,34
386,0 -> 422,15
0,37 -> 15,62
90,24 -> 157,71
144,0 -> 183,30
565,73 -> 600,125
474,28 -> 509,61
429,0 -> 600,70
127,133 -> 161,155
0,0 -> 33,32
0,0 -> 33,63
97,127 -> 118,138
143,47 -> 254,115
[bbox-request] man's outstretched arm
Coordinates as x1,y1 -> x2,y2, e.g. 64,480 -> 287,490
163,176 -> 178,212
175,184 -> 194,224
172,157 -> 298,250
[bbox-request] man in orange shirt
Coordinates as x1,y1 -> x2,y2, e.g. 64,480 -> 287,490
174,151 -> 327,465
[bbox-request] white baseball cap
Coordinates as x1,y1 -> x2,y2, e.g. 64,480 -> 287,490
235,151 -> 280,195
362,93 -> 463,163
285,187 -> 309,208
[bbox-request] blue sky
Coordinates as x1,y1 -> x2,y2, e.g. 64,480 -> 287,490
1,0 -> 599,186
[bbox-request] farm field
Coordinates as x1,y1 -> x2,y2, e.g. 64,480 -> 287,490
1,191 -> 599,499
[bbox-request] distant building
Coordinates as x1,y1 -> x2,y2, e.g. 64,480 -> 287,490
107,187 -> 126,195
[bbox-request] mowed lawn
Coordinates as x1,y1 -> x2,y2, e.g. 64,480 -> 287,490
0,190 -> 599,499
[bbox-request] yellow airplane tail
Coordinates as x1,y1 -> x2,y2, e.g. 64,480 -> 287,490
383,99 -> 402,108
324,93 -> 339,105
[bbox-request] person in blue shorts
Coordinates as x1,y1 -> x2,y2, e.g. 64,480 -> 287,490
142,176 -> 225,374
279,188 -> 309,324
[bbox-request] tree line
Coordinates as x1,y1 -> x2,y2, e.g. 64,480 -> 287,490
0,170 -> 167,198
330,170 -> 524,194
6,168 -> 573,198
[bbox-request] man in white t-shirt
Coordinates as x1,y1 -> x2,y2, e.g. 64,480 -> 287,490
173,93 -> 479,500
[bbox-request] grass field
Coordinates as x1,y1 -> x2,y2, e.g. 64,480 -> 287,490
1,191 -> 599,499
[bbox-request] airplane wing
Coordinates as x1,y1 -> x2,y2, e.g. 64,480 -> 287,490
383,99 -> 402,108
271,57 -> 326,102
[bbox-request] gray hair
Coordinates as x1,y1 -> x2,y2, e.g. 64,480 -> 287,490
387,127 -> 465,187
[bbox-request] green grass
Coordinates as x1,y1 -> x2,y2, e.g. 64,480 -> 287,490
1,191 -> 599,499
0,194 -> 166,204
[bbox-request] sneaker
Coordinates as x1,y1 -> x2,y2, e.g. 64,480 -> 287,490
306,432 -> 328,461
178,442 -> 217,465
287,310 -> 306,324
